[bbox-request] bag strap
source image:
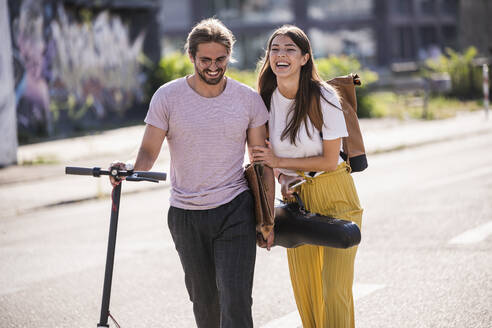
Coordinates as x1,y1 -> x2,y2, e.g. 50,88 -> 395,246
293,192 -> 307,213
254,163 -> 274,219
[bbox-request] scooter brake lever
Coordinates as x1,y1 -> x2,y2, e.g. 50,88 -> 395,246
126,174 -> 159,183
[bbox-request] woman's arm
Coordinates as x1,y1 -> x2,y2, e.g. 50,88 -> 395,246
252,138 -> 341,172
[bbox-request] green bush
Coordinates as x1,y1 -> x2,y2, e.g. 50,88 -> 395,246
315,56 -> 379,118
226,68 -> 257,88
144,52 -> 194,102
425,47 -> 488,99
147,53 -> 379,118
155,52 -> 194,82
146,53 -> 258,99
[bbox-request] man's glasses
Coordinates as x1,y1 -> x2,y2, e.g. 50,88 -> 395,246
197,56 -> 228,68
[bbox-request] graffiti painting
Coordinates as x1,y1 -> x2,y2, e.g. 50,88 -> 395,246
10,0 -> 146,141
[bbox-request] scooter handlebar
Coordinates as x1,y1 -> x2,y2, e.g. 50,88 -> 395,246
65,166 -> 96,176
134,171 -> 167,181
65,166 -> 167,181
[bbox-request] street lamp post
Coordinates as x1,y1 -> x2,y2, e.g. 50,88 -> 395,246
484,64 -> 489,119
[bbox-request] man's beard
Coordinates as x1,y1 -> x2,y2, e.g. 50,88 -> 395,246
196,66 -> 226,85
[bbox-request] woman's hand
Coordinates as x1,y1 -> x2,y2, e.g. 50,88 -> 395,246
279,174 -> 304,200
252,140 -> 280,168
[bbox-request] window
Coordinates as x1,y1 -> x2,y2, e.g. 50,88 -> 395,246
393,26 -> 415,60
419,26 -> 437,48
205,0 -> 293,23
394,0 -> 413,15
419,0 -> 436,15
441,25 -> 457,48
418,26 -> 439,60
441,0 -> 458,15
308,0 -> 373,20
309,28 -> 376,65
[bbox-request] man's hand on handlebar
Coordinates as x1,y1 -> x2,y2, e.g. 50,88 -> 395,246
109,162 -> 131,187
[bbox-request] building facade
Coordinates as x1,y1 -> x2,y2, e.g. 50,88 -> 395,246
159,0 -> 460,69
379,0 -> 459,65
459,0 -> 492,58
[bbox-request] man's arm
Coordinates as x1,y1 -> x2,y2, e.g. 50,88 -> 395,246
246,124 -> 268,161
110,124 -> 166,186
134,124 -> 167,171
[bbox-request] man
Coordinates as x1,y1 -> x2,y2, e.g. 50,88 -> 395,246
111,18 -> 272,328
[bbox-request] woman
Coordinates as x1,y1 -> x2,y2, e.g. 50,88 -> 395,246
253,25 -> 363,328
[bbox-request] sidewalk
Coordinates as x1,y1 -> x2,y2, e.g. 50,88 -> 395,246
1,110 -> 491,218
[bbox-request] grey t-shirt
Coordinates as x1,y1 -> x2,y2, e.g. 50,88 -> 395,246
145,77 -> 269,210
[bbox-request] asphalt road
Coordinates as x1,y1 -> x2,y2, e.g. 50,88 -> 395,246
1,131 -> 491,327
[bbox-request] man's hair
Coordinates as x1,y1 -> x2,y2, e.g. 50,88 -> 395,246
184,18 -> 235,58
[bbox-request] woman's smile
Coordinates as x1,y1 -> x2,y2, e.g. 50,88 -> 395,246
275,61 -> 291,70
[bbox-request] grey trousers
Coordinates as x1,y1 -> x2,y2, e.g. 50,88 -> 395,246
168,191 -> 257,328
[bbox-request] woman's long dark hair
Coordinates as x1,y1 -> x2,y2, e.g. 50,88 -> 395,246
257,25 -> 339,145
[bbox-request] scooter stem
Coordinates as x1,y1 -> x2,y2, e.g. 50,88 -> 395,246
97,183 -> 122,327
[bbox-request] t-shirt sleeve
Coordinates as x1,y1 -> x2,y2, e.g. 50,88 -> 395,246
144,87 -> 169,131
248,92 -> 269,129
321,94 -> 348,140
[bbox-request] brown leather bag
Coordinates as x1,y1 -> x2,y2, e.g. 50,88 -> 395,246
244,163 -> 275,239
327,73 -> 368,172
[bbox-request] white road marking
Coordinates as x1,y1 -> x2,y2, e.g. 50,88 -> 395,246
260,283 -> 385,328
448,220 -> 492,245
353,283 -> 385,299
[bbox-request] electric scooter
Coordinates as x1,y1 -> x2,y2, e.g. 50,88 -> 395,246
65,165 -> 167,327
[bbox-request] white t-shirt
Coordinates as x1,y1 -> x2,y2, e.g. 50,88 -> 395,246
268,87 -> 348,177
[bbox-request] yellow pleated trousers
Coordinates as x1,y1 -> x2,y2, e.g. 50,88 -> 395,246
287,162 -> 363,328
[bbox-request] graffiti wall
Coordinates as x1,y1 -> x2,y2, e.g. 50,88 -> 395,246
9,0 -> 150,142
1,0 -> 18,166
